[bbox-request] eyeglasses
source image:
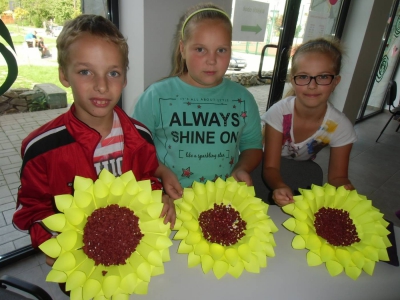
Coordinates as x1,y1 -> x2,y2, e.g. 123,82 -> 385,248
293,74 -> 337,86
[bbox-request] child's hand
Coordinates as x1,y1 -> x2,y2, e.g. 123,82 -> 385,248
343,183 -> 355,190
272,187 -> 294,207
231,169 -> 252,186
162,175 -> 183,200
160,194 -> 176,228
45,255 -> 55,266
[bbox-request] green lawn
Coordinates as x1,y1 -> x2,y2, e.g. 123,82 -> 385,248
0,65 -> 73,104
0,24 -> 72,104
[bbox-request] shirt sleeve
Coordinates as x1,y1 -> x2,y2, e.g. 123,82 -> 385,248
238,90 -> 263,152
132,86 -> 159,135
260,100 -> 284,133
330,113 -> 358,147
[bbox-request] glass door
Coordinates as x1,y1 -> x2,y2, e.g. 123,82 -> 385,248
258,0 -> 351,110
357,0 -> 400,121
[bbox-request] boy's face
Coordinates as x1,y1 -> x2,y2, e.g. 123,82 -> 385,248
59,33 -> 127,128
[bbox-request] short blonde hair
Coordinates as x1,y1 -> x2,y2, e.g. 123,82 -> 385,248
56,14 -> 129,73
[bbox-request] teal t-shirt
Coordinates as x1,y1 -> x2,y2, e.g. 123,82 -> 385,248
133,77 -> 262,187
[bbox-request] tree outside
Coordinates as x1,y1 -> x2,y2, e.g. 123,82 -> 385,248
6,0 -> 81,28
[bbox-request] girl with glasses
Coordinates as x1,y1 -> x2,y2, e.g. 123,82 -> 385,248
261,37 -> 357,207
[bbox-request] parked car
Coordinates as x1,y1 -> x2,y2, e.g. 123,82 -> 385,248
229,56 -> 247,70
52,26 -> 63,37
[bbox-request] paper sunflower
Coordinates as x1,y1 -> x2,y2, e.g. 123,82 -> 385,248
39,169 -> 173,300
282,184 -> 392,280
173,177 -> 278,279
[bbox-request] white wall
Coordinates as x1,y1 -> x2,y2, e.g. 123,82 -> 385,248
120,0 -> 232,115
333,0 -> 392,123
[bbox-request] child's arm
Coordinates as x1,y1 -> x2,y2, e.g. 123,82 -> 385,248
328,144 -> 354,190
154,162 -> 183,199
262,124 -> 294,206
231,149 -> 262,185
13,158 -> 57,248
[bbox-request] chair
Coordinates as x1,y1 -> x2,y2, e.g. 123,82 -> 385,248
0,275 -> 52,300
250,158 -> 323,205
376,80 -> 400,142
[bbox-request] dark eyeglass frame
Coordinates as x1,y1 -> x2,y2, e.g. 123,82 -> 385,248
292,75 -> 337,86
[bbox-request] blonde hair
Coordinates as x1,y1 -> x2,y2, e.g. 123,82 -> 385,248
56,14 -> 129,74
170,2 -> 232,77
285,37 -> 344,97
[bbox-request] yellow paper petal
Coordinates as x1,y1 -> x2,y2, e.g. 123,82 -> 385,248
134,280 -> 149,295
227,260 -> 245,278
142,233 -> 173,250
46,269 -> 67,283
320,244 -> 335,262
282,218 -> 296,231
345,266 -> 362,280
363,260 -> 376,275
136,242 -> 163,267
129,252 -> 151,282
74,190 -> 96,216
188,252 -> 201,268
57,230 -> 83,251
292,235 -> 306,249
210,243 -> 225,261
307,251 -> 323,266
102,266 -> 121,299
305,234 -> 322,250
336,248 -> 351,267
201,254 -> 214,274
224,248 -> 239,266
66,270 -> 86,292
213,260 -> 229,279
39,238 -> 61,258
326,260 -> 344,276
185,231 -> 202,245
74,175 -> 94,192
42,213 -> 66,232
243,254 -> 260,273
238,244 -> 252,263
194,239 -> 210,256
55,194 -> 74,212
351,251 -> 365,269
52,251 -> 77,272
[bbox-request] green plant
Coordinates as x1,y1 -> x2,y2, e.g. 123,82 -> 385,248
0,19 -> 18,95
27,94 -> 48,111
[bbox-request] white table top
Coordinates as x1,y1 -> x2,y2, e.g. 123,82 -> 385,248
134,206 -> 400,300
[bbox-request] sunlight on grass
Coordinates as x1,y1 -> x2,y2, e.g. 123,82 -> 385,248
0,65 -> 74,104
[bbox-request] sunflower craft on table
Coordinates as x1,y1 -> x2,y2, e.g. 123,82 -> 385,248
173,177 -> 278,279
282,183 -> 392,280
39,169 -> 173,300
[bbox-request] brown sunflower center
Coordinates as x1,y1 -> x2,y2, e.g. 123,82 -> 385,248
198,203 -> 246,246
82,204 -> 143,266
314,207 -> 360,246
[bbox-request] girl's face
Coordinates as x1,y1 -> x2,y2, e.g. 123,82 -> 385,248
291,52 -> 341,109
179,19 -> 231,88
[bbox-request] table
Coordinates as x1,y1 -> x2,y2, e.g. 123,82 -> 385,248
135,206 -> 400,300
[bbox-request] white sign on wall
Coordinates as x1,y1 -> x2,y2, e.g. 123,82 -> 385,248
232,0 -> 269,42
303,10 -> 330,43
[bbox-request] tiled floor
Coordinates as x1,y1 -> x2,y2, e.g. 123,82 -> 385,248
0,85 -> 400,299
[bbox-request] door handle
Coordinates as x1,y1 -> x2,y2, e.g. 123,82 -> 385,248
258,44 -> 278,79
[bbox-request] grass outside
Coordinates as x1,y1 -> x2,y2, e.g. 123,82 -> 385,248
1,24 -> 72,104
0,65 -> 73,104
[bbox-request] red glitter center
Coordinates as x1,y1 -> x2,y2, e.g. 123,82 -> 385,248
314,207 -> 360,246
83,204 -> 143,266
198,204 -> 246,246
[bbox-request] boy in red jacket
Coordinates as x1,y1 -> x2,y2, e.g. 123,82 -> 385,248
13,15 -> 180,268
